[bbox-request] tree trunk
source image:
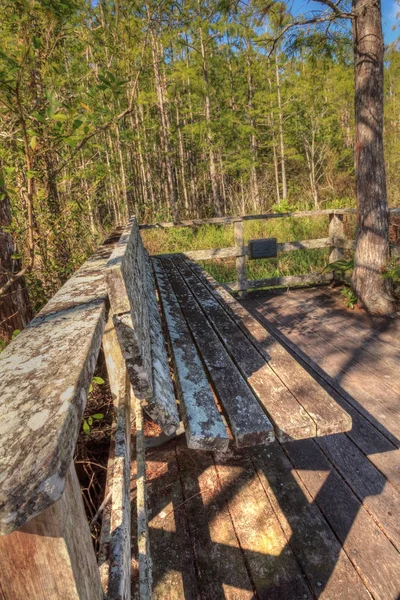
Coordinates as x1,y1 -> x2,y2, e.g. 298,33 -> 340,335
0,174 -> 33,342
275,53 -> 288,201
351,0 -> 394,314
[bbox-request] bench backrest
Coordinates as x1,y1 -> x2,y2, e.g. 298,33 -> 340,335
0,240 -> 115,534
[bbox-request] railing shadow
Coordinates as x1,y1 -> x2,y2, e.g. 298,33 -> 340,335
141,285 -> 400,599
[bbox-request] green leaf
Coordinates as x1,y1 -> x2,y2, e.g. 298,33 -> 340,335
51,113 -> 68,122
11,329 -> 21,339
26,170 -> 36,179
88,383 -> 93,394
92,413 -> 104,420
30,136 -> 37,150
83,420 -> 91,434
88,416 -> 93,426
92,376 -> 105,385
11,253 -> 22,260
33,37 -> 42,49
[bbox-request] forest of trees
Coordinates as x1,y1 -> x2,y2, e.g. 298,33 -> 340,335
0,0 -> 399,335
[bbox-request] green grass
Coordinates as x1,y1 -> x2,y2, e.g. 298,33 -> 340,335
142,205 -> 357,287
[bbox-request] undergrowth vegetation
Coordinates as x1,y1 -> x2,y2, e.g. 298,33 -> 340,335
142,202 -> 357,285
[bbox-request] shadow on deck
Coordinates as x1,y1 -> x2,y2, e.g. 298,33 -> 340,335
132,286 -> 400,599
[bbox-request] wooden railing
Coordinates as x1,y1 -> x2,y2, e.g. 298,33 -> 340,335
141,208 -> 400,294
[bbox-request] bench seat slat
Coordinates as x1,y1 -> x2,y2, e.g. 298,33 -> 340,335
174,258 -> 316,442
186,260 -> 351,437
152,259 -> 229,451
162,259 -> 275,448
106,220 -> 179,435
0,244 -> 113,535
144,251 -> 179,435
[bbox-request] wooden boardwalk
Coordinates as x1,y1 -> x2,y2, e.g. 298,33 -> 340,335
133,286 -> 400,600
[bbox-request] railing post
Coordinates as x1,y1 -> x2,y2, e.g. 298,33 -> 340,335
234,219 -> 247,297
329,212 -> 345,261
0,465 -> 103,600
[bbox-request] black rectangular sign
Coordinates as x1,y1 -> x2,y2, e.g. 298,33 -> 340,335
248,238 -> 278,259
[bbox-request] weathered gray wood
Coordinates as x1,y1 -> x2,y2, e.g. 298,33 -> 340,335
0,465 -> 103,600
152,259 -> 229,451
252,443 -> 371,599
246,295 -> 400,445
139,208 -> 362,230
114,312 -> 150,400
106,218 -> 153,398
163,259 -> 274,447
253,292 -> 400,438
175,440 -> 255,599
102,316 -> 133,600
155,238 -> 333,262
176,259 -> 316,441
234,220 -> 247,296
284,438 -> 400,600
143,251 -> 180,436
109,377 -> 132,598
317,433 -> 400,550
329,213 -> 345,264
146,441 -> 200,600
0,243 -> 113,534
187,261 -> 351,437
134,389 -> 152,600
213,449 -> 313,599
232,272 -> 331,291
107,220 -> 179,435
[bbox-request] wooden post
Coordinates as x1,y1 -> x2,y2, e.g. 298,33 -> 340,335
329,213 -> 345,264
102,316 -> 132,600
0,465 -> 103,600
234,220 -> 247,297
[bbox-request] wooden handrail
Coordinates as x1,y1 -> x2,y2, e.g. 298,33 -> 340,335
147,208 -> 400,293
139,207 -> 400,230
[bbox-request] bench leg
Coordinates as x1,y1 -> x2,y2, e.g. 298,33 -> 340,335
0,465 -> 103,600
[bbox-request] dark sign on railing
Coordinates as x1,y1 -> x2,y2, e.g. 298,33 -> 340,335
248,238 -> 278,259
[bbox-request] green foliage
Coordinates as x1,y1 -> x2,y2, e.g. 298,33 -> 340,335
383,259 -> 400,284
341,286 -> 358,310
323,259 -> 354,275
82,413 -> 104,436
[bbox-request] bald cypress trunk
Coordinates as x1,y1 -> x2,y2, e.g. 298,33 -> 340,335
0,174 -> 33,342
351,0 -> 394,314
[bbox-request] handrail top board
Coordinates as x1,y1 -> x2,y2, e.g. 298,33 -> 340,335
139,207 -> 400,229
0,241 -> 115,535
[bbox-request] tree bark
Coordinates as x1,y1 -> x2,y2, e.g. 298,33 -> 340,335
0,173 -> 33,342
351,0 -> 394,314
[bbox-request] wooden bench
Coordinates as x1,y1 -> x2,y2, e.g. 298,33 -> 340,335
0,218 -> 352,600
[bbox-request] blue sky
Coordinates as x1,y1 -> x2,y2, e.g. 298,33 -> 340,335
287,0 -> 399,44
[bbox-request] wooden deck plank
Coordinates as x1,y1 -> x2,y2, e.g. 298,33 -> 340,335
267,288 -> 400,396
152,259 -> 229,451
252,295 -> 400,431
291,287 -> 400,363
284,438 -> 400,600
251,443 -> 371,599
320,287 -> 400,350
246,298 -> 400,445
244,297 -> 400,494
213,449 -> 313,599
173,258 -> 316,441
185,260 -> 350,437
317,433 -> 400,550
146,441 -> 200,600
162,259 -> 274,448
175,440 -> 255,599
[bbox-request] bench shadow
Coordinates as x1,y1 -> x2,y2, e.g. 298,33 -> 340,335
141,284 -> 399,599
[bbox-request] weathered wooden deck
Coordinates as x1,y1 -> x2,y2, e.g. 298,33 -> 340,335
135,285 -> 400,599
